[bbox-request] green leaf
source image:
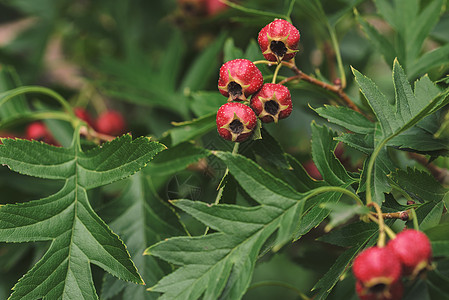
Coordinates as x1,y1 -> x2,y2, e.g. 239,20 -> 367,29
390,168 -> 447,203
250,128 -> 291,170
0,66 -> 29,121
321,202 -> 370,231
99,172 -> 184,300
145,151 -> 357,299
223,38 -> 244,62
409,44 -> 449,79
145,142 -> 209,177
312,243 -> 368,299
311,123 -> 355,186
0,134 -> 165,299
353,59 -> 449,203
180,33 -> 226,92
355,11 -> 396,66
431,241 -> 449,257
314,105 -> 374,134
169,113 -> 217,146
189,91 -> 224,117
318,221 -> 378,247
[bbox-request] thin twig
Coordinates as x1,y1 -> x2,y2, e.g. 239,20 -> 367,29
407,152 -> 449,185
279,63 -> 363,114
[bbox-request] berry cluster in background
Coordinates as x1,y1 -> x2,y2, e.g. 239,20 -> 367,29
1,108 -> 127,146
216,19 -> 299,142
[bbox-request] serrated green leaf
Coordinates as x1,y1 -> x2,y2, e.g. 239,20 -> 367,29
145,150 -> 358,299
353,59 -> 449,204
311,123 -> 355,186
0,134 -> 165,299
99,172 -> 184,300
390,168 -> 447,203
314,105 -> 374,134
409,44 -> 449,79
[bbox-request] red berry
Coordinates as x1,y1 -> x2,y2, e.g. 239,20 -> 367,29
353,247 -> 402,298
387,229 -> 432,278
356,280 -> 403,300
205,0 -> 228,16
216,102 -> 257,142
250,83 -> 292,123
74,107 -> 94,127
25,122 -> 57,145
258,19 -> 300,62
303,160 -> 322,180
96,110 -> 126,136
218,59 -> 263,102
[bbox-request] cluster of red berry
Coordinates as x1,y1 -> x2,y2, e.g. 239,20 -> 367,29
353,229 -> 433,300
215,19 -> 300,142
1,109 -> 127,145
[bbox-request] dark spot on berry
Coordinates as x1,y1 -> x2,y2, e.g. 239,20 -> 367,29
265,100 -> 279,116
270,41 -> 287,58
229,119 -> 244,134
369,283 -> 387,294
228,81 -> 243,98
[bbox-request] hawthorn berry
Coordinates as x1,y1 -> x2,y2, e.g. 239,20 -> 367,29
356,279 -> 403,300
387,229 -> 432,278
258,19 -> 300,62
74,107 -> 94,127
353,247 -> 402,299
218,59 -> 263,102
216,102 -> 257,142
250,83 -> 292,123
25,122 -> 57,145
95,110 -> 126,136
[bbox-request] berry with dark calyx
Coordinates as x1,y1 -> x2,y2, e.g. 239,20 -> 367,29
95,110 -> 126,136
356,280 -> 403,300
218,59 -> 263,102
216,102 -> 257,142
387,229 -> 432,278
25,122 -> 57,145
250,83 -> 292,123
258,19 -> 300,62
353,247 -> 402,300
74,107 -> 94,127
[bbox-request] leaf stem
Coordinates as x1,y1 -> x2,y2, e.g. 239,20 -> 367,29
248,281 -> 310,300
367,214 -> 396,240
220,0 -> 287,19
367,202 -> 386,247
271,63 -> 283,84
0,86 -> 77,126
411,208 -> 419,231
285,0 -> 297,23
305,186 -> 363,206
365,138 -> 390,205
0,111 -> 73,129
204,142 -> 240,235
